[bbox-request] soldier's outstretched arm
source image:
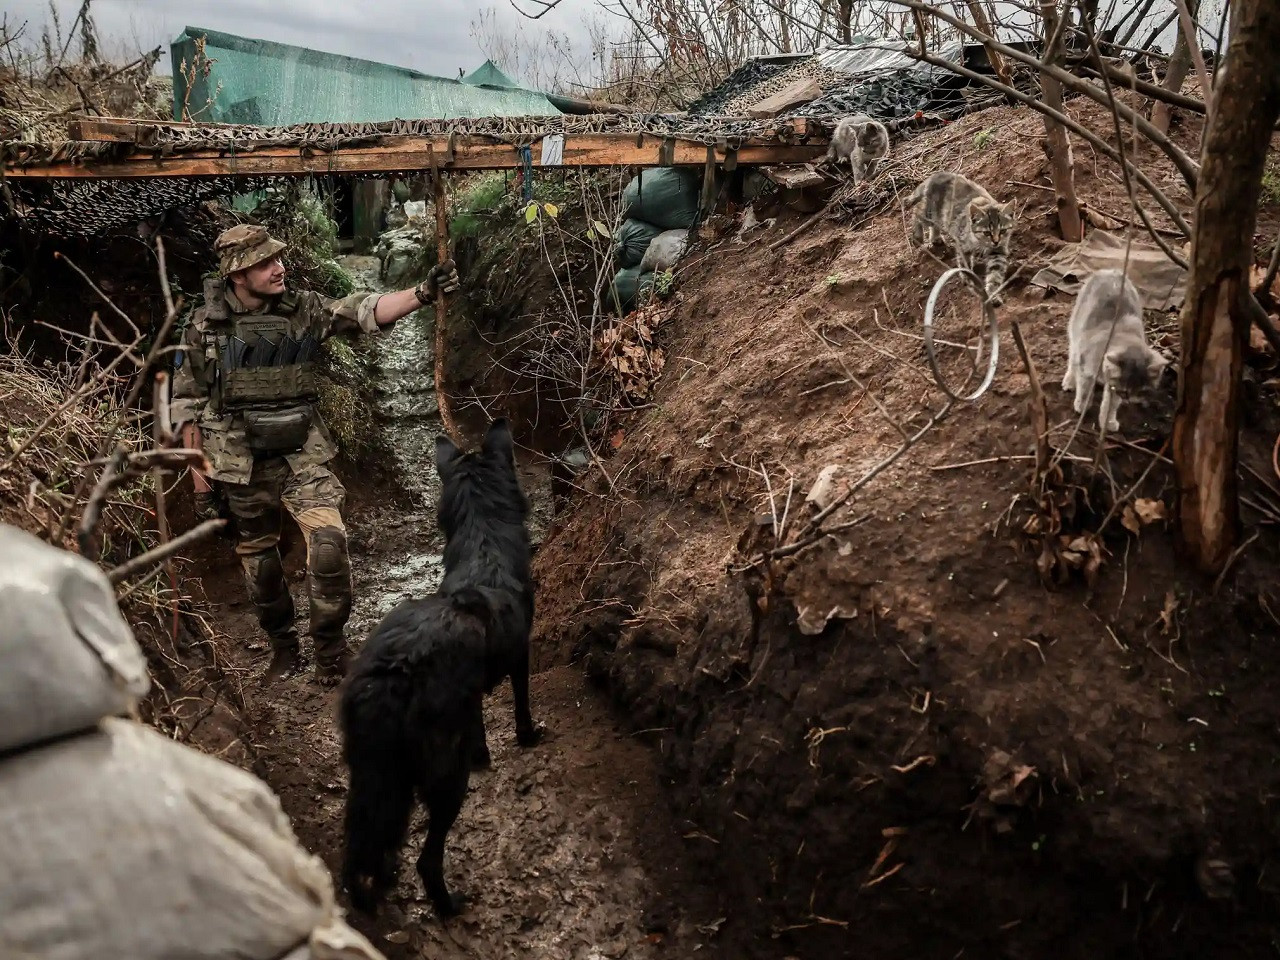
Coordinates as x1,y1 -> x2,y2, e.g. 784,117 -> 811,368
319,259 -> 462,339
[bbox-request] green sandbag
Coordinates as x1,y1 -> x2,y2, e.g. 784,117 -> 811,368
613,219 -> 664,269
607,266 -> 656,315
621,169 -> 703,230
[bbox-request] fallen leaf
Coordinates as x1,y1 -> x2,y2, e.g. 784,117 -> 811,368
384,930 -> 410,944
696,918 -> 727,937
609,429 -> 625,450
1158,590 -> 1178,635
806,464 -> 842,511
1134,498 -> 1166,525
1122,504 -> 1141,535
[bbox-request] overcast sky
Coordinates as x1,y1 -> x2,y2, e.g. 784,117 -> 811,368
3,0 -> 604,81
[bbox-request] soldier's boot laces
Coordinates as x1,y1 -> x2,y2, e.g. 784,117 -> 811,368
309,526 -> 353,687
244,549 -> 304,682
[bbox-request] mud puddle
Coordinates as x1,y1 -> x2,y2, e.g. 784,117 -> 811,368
193,254 -> 750,959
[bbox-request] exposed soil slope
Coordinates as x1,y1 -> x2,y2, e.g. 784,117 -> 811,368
531,100 -> 1280,958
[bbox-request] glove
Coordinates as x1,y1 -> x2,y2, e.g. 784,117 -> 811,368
426,259 -> 461,296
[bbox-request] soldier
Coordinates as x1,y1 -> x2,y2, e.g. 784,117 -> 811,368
171,223 -> 459,686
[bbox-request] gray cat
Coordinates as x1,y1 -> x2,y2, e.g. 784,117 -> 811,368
826,113 -> 890,184
907,171 -> 1014,303
1062,268 -> 1168,433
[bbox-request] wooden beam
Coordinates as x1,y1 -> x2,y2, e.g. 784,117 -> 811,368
5,132 -> 826,178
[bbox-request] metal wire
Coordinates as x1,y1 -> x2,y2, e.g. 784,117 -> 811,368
922,266 -> 1001,402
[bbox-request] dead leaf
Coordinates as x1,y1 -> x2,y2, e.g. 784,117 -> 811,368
1134,498 -> 1166,525
1122,504 -> 1141,535
696,918 -> 727,937
1158,590 -> 1178,635
1250,323 -> 1275,354
609,429 -> 625,450
805,464 -> 842,511
384,930 -> 410,945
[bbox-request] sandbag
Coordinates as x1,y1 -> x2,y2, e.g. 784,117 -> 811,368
621,168 -> 703,230
613,218 -> 664,269
0,717 -> 384,960
607,266 -> 656,315
0,524 -> 150,753
639,228 -> 689,273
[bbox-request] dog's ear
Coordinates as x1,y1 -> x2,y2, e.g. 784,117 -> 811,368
481,418 -> 514,462
435,433 -> 461,470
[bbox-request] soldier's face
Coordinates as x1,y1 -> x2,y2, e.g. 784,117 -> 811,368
237,256 -> 287,297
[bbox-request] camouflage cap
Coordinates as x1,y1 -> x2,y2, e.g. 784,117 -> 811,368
215,223 -> 287,276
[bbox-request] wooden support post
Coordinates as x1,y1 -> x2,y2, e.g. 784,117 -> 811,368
700,145 -> 717,218
429,145 -> 461,444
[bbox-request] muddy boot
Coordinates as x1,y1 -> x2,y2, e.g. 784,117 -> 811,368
309,525 -> 353,687
243,548 -> 302,682
264,635 -> 304,682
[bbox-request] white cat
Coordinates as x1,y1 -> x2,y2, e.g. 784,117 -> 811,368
1061,269 -> 1168,432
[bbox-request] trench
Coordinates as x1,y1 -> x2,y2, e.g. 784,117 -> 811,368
189,255 -> 758,960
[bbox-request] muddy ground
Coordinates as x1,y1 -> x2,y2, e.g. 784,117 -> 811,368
181,256 -> 768,960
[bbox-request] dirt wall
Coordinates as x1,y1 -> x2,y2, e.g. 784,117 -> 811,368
531,101 -> 1280,958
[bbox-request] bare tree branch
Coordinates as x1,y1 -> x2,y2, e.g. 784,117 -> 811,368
509,0 -> 568,21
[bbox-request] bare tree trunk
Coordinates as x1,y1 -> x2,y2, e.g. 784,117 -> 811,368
778,0 -> 794,52
1173,0 -> 1280,574
1152,0 -> 1201,134
837,0 -> 853,43
1039,0 -> 1084,242
965,0 -> 1014,90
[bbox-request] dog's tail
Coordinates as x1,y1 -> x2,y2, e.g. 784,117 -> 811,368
339,665 -> 418,914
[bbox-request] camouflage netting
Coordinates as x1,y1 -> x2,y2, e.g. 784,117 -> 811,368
3,112 -> 817,168
3,112 -> 821,237
684,41 -> 1029,123
5,174 -> 294,237
684,58 -> 805,116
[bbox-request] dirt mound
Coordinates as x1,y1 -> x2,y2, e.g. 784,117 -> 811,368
531,100 -> 1280,956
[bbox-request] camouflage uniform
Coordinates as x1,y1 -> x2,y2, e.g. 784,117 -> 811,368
171,224 -> 395,682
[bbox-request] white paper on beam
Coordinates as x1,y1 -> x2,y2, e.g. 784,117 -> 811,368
540,135 -> 565,166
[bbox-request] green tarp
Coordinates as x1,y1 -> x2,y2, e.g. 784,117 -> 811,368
171,27 -> 558,125
462,60 -> 521,90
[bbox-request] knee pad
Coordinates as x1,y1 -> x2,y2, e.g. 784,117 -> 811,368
310,525 -> 350,579
242,549 -> 287,604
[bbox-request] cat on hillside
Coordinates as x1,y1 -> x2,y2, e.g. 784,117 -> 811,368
907,171 -> 1014,303
826,113 -> 890,185
1062,268 -> 1168,433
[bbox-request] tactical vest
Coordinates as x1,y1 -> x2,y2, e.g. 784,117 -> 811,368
201,286 -> 322,454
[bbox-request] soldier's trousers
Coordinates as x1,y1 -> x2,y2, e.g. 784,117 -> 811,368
223,458 -> 353,665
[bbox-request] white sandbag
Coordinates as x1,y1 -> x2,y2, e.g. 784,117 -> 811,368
403,199 -> 427,220
0,717 -> 384,960
0,524 -> 150,752
639,228 -> 688,273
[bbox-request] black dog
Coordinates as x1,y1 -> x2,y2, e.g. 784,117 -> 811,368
435,417 -> 542,762
339,418 -> 541,919
340,589 -> 490,917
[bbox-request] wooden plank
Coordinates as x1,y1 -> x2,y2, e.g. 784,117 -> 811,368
762,164 -> 825,189
745,77 -> 824,118
66,119 -> 143,142
5,133 -> 827,178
